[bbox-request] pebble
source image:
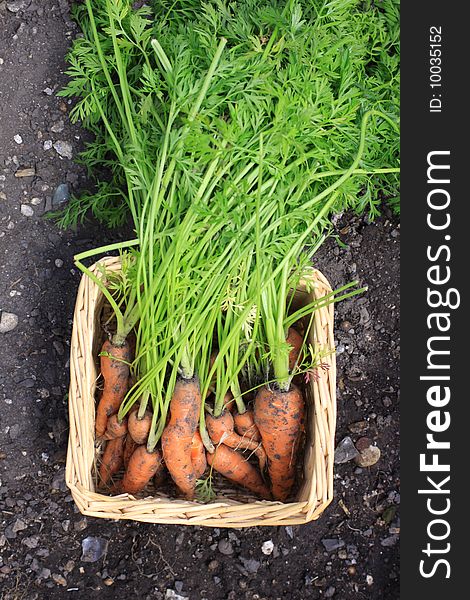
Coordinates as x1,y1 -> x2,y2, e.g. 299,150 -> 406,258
43,87 -> 54,95
381,535 -> 399,547
334,437 -> 359,464
50,120 -> 65,133
14,134 -> 23,144
53,140 -> 73,160
217,539 -> 234,555
382,396 -> 393,407
207,560 -> 218,571
43,140 -> 53,150
6,1 -> 29,12
81,537 -> 108,563
31,197 -> 42,206
9,424 -> 21,440
52,574 -> 67,586
321,538 -> 345,552
261,540 -> 274,555
12,518 -> 27,533
239,557 -> 260,574
165,591 -> 189,600
23,535 -> 40,549
52,183 -> 70,207
285,526 -> 294,539
347,421 -> 369,435
21,204 -> 34,217
324,586 -> 336,598
15,167 -> 35,178
0,311 -> 19,333
354,444 -> 381,468
54,258 -> 64,268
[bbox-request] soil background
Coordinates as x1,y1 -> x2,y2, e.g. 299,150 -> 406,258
0,2 -> 400,599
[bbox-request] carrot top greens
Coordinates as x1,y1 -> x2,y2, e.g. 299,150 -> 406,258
61,0 -> 399,453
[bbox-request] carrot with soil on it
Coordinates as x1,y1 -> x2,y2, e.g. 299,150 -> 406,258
161,376 -> 202,498
207,444 -> 271,499
233,409 -> 261,442
206,410 -> 266,471
99,435 -> 126,488
128,407 -> 153,444
121,445 -> 164,495
191,430 -> 207,480
123,434 -> 138,469
254,384 -> 304,501
103,413 -> 128,440
95,339 -> 131,438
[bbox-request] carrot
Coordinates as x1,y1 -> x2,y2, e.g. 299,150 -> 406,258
222,392 -> 235,413
103,414 -> 128,440
207,444 -> 271,499
161,377 -> 201,498
121,445 -> 164,495
206,411 -> 266,471
233,409 -> 261,442
191,431 -> 207,480
254,384 -> 305,501
99,435 -> 125,488
128,408 -> 153,444
123,434 -> 138,469
287,327 -> 304,371
95,339 -> 131,437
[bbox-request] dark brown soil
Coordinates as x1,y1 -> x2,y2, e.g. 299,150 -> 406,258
0,2 -> 399,599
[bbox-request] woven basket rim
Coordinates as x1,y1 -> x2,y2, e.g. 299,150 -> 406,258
65,256 -> 336,526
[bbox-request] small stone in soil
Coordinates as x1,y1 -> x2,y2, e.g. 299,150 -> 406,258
15,167 -> 35,178
12,519 -> 27,533
21,204 -> 34,217
81,536 -> 108,563
347,421 -> 369,434
261,540 -> 274,555
381,535 -> 399,547
217,539 -> 233,555
239,557 -> 260,574
7,1 -> 30,13
52,183 -> 70,207
52,574 -> 67,586
43,140 -> 53,150
53,140 -> 73,160
321,538 -> 345,552
14,134 -> 23,144
324,586 -> 336,598
354,444 -> 381,468
50,120 -> 64,133
0,311 -> 19,333
334,436 -> 359,464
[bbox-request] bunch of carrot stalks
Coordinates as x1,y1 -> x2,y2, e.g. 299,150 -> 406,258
63,1 -> 399,502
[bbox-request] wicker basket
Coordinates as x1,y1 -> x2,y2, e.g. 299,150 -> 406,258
66,256 -> 336,527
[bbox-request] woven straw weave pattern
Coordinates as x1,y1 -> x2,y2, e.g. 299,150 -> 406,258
65,256 -> 336,527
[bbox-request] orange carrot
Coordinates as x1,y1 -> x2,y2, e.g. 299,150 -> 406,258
206,411 -> 266,471
191,431 -> 207,480
103,414 -> 128,440
95,340 -> 131,437
128,408 -> 153,444
233,409 -> 261,442
287,327 -> 304,371
99,435 -> 125,487
222,392 -> 235,413
121,445 -> 164,495
207,444 -> 271,499
254,384 -> 305,501
123,434 -> 138,469
161,377 -> 201,498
